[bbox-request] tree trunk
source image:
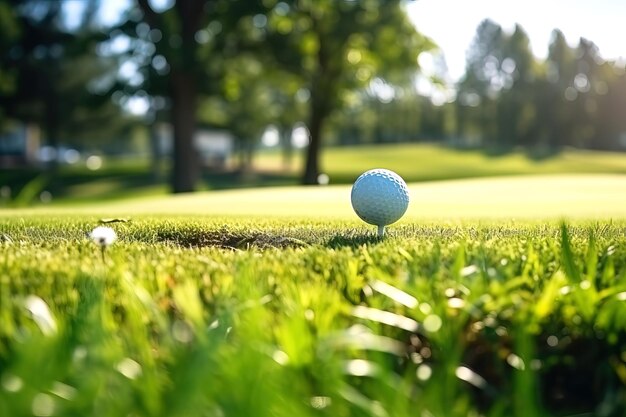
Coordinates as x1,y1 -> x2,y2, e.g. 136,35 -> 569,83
245,141 -> 254,171
279,126 -> 293,170
44,93 -> 60,174
149,123 -> 162,182
374,99 -> 384,144
301,23 -> 341,185
303,103 -> 324,185
135,0 -> 200,192
170,71 -> 198,193
236,138 -> 254,173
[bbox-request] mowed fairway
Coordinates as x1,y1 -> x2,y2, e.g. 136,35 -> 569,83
1,174 -> 625,417
4,144 -> 626,203
256,144 -> 626,183
9,174 -> 626,220
107,173 -> 626,220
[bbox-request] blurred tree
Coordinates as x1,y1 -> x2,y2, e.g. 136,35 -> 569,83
134,0 -> 207,193
0,1 -> 20,128
267,69 -> 306,170
130,0 -> 270,192
457,19 -> 504,145
331,90 -> 378,145
261,0 -> 433,184
457,21 -> 626,153
496,24 -> 536,148
538,34 -> 623,151
545,29 -> 575,148
0,0 -> 118,168
198,53 -> 304,172
459,21 -> 540,149
228,56 -> 305,171
419,97 -> 447,140
569,38 -> 604,148
531,29 -> 574,149
596,66 -> 626,150
331,76 -> 455,147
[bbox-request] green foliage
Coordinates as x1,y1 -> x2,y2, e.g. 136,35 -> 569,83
457,19 -> 626,151
0,217 -> 625,416
0,1 -> 19,100
0,0 -> 128,148
199,53 -> 306,169
260,0 -> 435,182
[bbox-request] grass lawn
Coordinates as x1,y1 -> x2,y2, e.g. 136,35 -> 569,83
1,175 -> 625,416
7,173 -> 626,221
256,143 -> 626,183
2,144 -> 626,204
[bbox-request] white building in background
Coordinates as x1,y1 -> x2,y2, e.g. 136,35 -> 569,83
195,130 -> 233,166
0,124 -> 41,167
155,123 -> 234,168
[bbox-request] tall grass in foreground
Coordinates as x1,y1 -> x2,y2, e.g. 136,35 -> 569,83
0,218 -> 625,416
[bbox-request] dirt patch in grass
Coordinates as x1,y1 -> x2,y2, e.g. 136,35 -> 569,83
153,228 -> 309,250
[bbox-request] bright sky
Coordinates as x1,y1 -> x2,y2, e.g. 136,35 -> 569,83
407,0 -> 626,80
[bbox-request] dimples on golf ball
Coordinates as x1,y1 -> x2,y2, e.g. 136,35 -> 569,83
351,169 -> 409,226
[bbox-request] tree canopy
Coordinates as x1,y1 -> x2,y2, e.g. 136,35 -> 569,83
261,0 -> 434,183
2,3 -> 626,194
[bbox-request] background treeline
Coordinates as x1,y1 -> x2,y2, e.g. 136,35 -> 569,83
1,1 -> 625,192
333,19 -> 626,153
0,0 -> 432,189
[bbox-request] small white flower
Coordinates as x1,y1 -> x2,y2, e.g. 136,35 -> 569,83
90,226 -> 117,247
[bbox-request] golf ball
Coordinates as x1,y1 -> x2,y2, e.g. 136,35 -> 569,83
351,169 -> 410,226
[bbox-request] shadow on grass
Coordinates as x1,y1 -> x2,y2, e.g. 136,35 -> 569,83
448,143 -> 564,161
523,145 -> 562,161
0,165 -> 300,205
325,233 -> 383,248
151,228 -> 309,250
201,170 -> 298,190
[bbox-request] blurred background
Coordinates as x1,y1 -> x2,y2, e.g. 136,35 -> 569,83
1,0 -> 626,206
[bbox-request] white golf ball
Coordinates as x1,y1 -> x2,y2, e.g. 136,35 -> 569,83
351,169 -> 410,227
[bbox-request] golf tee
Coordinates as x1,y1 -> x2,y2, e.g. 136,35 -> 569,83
377,225 -> 385,237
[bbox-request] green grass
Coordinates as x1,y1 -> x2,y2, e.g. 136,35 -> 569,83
3,144 -> 626,203
5,174 -> 626,221
257,143 -> 626,183
1,176 -> 626,416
